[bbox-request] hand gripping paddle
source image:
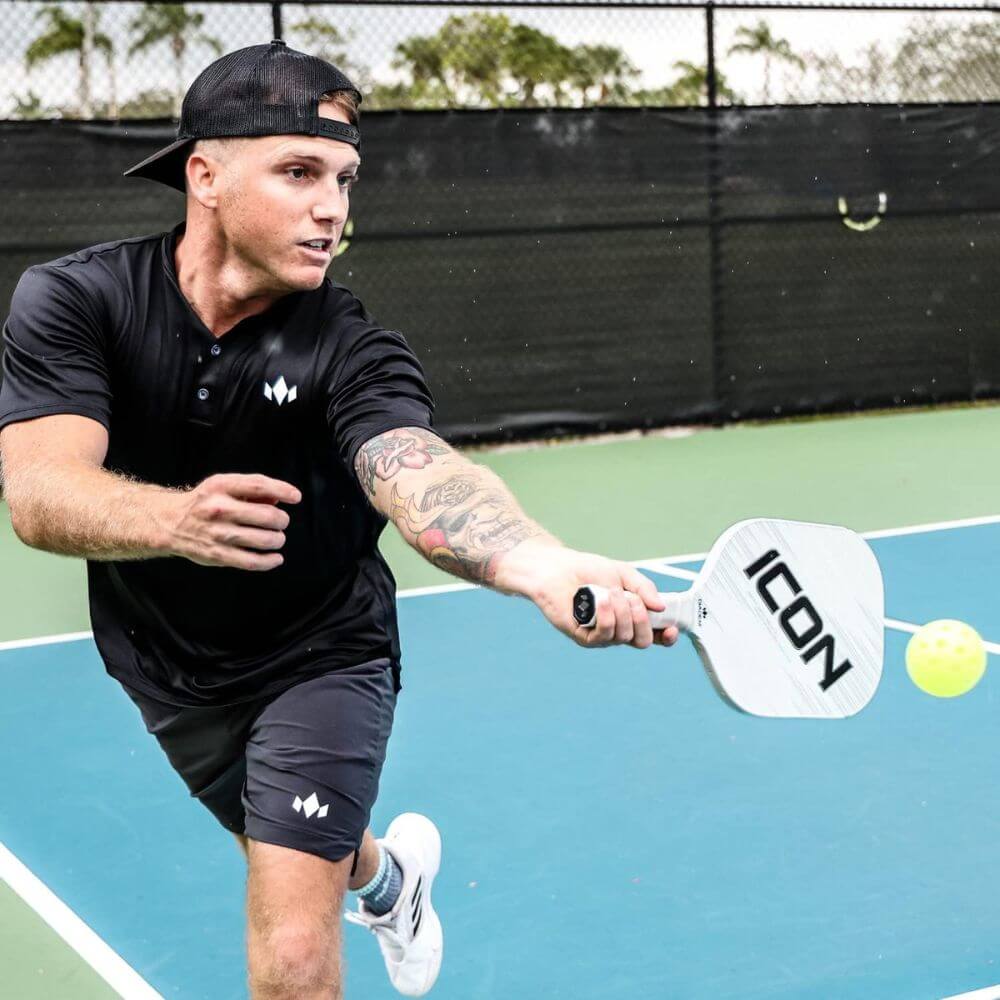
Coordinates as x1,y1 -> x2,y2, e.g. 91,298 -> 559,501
573,518 -> 885,719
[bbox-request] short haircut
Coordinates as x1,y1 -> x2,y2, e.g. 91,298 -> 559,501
187,89 -> 361,186
321,88 -> 361,126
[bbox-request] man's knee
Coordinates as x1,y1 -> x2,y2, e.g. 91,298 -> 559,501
251,924 -> 341,994
246,839 -> 352,997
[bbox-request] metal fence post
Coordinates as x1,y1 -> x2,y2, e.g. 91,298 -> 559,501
705,0 -> 725,421
705,0 -> 717,111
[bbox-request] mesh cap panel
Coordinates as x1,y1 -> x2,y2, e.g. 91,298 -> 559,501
124,40 -> 361,192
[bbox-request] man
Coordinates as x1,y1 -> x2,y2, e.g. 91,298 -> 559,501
0,41 -> 676,1000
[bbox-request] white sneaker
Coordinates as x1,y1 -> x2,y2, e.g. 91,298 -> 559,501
345,813 -> 443,997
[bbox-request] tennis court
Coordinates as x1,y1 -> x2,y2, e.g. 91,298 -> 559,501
2,406 -> 999,1000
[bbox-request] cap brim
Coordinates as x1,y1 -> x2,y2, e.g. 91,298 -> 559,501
123,137 -> 194,192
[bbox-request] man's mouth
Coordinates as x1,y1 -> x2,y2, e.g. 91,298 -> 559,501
299,238 -> 333,255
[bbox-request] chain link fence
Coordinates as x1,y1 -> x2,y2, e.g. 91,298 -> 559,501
2,0 -> 1000,120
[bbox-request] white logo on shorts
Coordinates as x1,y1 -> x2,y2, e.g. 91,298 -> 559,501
292,792 -> 329,819
264,376 -> 297,406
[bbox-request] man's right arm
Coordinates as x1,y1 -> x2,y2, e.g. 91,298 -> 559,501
0,414 -> 299,571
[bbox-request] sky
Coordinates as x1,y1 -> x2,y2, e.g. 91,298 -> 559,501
0,0 -> 994,116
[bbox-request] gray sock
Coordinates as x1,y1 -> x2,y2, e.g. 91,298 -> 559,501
356,844 -> 403,916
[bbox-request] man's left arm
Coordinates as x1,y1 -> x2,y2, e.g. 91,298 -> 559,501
354,426 -> 677,649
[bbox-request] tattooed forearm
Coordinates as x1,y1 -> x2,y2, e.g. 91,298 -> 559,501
390,472 -> 543,585
355,427 -> 552,585
355,427 -> 450,497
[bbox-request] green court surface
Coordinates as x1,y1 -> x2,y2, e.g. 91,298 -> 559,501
2,403 -> 999,998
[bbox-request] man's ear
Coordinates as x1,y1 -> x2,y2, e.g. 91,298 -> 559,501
185,151 -> 223,209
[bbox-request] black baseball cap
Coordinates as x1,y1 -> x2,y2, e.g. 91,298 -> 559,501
124,40 -> 362,192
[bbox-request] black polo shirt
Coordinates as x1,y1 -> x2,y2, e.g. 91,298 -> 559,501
0,223 -> 434,706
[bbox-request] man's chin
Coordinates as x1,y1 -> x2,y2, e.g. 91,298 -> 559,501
275,267 -> 329,293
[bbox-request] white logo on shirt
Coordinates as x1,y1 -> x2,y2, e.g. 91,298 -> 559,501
264,375 -> 297,406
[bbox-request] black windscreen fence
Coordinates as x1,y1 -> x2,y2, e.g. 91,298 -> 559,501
2,104 -> 998,441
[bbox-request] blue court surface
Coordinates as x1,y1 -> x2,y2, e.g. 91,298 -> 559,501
2,518 -> 1000,1000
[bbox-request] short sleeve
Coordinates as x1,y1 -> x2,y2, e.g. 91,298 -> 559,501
326,326 -> 435,468
0,265 -> 112,433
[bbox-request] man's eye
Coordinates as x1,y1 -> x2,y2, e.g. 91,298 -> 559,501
287,166 -> 308,181
339,175 -> 358,191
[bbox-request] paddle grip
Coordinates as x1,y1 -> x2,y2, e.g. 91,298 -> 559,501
573,585 -> 685,631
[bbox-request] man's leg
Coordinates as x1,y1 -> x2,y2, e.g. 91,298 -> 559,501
242,663 -> 442,995
246,838 -> 352,1000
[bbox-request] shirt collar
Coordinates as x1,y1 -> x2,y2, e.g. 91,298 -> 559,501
160,221 -> 306,336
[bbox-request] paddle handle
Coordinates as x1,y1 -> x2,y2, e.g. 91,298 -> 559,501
573,585 -> 694,631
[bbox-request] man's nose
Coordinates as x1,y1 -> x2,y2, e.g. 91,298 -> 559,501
313,181 -> 347,225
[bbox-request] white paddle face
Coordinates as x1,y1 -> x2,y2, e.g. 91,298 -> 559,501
684,519 -> 884,718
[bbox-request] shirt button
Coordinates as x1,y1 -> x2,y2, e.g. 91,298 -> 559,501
197,387 -> 210,401
210,344 -> 222,357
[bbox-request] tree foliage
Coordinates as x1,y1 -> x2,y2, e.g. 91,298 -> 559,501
634,60 -> 738,107
128,4 -> 222,117
24,3 -> 114,117
286,16 -> 370,91
15,8 -> 999,118
893,16 -> 1000,101
727,20 -> 805,104
374,14 -> 641,109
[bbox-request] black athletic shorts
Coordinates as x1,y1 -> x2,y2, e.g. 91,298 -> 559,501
124,658 -> 400,863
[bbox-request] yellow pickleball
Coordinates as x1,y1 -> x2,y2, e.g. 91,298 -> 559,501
905,619 -> 987,698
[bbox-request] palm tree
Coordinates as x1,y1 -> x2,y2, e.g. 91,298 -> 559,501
439,13 -> 511,107
128,4 -> 222,118
392,14 -> 511,107
85,1 -> 119,117
727,20 -> 805,103
504,24 -> 571,107
569,44 -> 638,105
393,35 -> 447,88
668,59 -> 738,106
25,3 -> 114,118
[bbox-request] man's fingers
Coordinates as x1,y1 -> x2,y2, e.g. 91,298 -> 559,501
196,546 -> 284,572
621,566 -> 665,613
655,626 -> 680,646
222,548 -> 285,572
629,592 -> 654,649
215,526 -> 286,552
568,570 -> 678,649
210,473 -> 302,505
579,587 -> 617,647
228,500 -> 291,531
611,588 -> 634,645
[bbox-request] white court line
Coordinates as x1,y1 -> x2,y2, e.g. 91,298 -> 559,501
0,630 -> 92,653
0,510 -> 999,997
941,986 -> 1000,1000
648,561 -> 1000,652
864,513 -> 1000,539
397,581 -> 474,598
635,561 -> 699,580
5,512 -> 1000,652
643,512 -> 1000,568
0,843 -> 163,999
